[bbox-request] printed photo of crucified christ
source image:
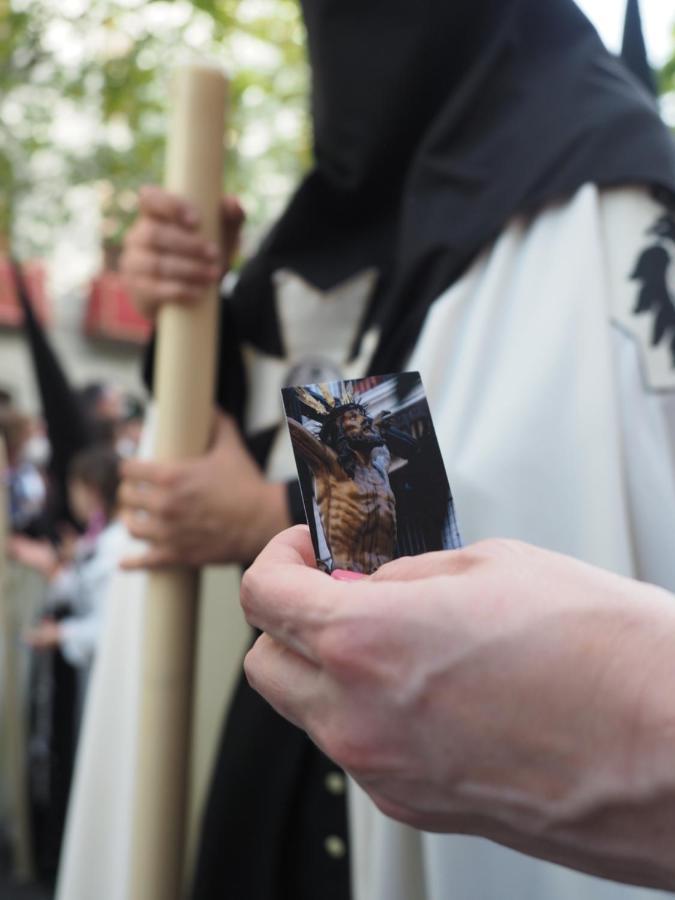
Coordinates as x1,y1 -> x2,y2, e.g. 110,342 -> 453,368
282,371 -> 461,575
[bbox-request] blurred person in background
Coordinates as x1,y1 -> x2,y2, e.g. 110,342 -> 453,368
19,444 -> 124,683
0,404 -> 48,535
10,445 -> 124,883
77,382 -> 145,458
114,0 -> 675,898
114,394 -> 145,459
77,382 -> 125,446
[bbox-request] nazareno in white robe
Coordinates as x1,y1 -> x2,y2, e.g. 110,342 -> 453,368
348,183 -> 675,900
56,182 -> 675,900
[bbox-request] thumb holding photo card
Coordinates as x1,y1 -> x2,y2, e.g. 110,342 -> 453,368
282,371 -> 461,575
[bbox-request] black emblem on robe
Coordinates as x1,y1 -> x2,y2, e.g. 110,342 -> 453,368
630,213 -> 675,367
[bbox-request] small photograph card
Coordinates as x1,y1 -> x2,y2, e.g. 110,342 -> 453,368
281,371 -> 461,575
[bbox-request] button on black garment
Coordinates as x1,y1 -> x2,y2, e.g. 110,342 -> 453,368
324,770 -> 346,797
280,741 -> 350,900
191,670 -> 351,900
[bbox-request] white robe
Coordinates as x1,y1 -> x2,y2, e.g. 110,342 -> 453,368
52,522 -> 127,671
349,183 -> 675,900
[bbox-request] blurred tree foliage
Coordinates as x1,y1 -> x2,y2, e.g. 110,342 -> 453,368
660,23 -> 675,96
6,3 -> 669,261
0,0 -> 310,257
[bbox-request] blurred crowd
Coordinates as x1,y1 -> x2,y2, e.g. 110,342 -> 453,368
0,382 -> 144,883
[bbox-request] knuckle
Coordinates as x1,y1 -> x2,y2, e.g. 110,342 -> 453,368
135,218 -> 154,245
316,620 -> 363,676
471,537 -> 521,561
158,281 -> 177,300
240,565 -> 264,619
145,221 -> 163,248
154,493 -> 173,517
163,281 -> 190,302
163,256 -> 181,279
157,465 -> 179,488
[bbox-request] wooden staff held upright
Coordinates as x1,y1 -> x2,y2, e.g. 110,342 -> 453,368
129,65 -> 228,900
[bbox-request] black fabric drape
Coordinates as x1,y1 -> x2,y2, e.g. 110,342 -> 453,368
12,261 -> 95,528
621,0 -> 657,96
216,0 -> 675,400
28,610 -> 78,885
192,666 -> 350,900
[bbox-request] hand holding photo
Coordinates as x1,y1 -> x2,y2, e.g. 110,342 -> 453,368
282,372 -> 461,574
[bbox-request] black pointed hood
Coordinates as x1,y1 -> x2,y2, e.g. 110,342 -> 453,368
621,0 -> 657,96
221,0 -> 675,402
13,261 -> 95,526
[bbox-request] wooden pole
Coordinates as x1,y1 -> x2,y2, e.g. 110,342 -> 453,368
129,65 -> 228,900
0,439 -> 36,882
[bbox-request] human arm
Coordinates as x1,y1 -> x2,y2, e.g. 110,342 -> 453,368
8,534 -> 60,579
242,526 -> 675,891
119,411 -> 291,568
287,417 -> 341,478
23,618 -> 62,651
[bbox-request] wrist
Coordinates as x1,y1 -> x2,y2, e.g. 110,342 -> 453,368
627,588 -> 675,798
553,585 -> 675,886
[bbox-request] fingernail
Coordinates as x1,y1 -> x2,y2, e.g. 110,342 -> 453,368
331,569 -> 366,581
205,242 -> 219,259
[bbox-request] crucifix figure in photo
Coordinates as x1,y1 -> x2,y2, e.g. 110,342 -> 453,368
288,386 -> 402,574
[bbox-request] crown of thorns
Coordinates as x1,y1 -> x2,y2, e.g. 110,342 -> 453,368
294,385 -> 369,424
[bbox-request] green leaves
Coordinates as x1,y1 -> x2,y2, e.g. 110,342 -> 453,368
1,0 -> 309,256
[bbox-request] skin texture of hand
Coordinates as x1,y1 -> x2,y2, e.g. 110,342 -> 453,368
9,535 -> 59,579
24,618 -> 62,651
119,185 -> 244,321
119,412 -> 290,569
242,527 -> 675,891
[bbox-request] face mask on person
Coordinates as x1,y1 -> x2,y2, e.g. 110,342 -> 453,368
22,434 -> 51,468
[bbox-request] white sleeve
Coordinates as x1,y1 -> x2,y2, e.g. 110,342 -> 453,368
47,566 -> 78,610
59,561 -> 111,667
60,614 -> 102,668
59,525 -> 125,667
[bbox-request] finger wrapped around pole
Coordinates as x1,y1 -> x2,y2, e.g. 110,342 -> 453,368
130,65 -> 228,900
